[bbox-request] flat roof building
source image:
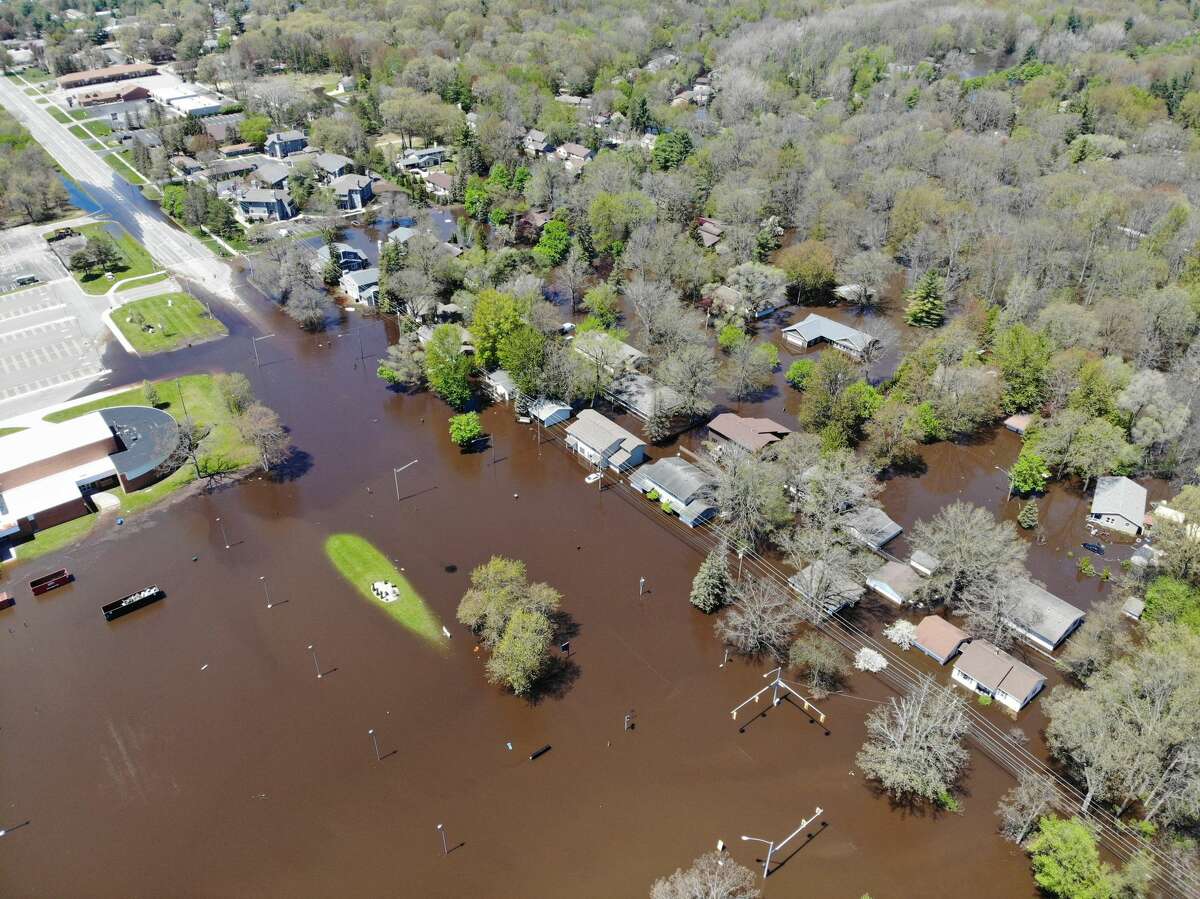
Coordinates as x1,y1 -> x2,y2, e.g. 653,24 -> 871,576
57,63 -> 157,89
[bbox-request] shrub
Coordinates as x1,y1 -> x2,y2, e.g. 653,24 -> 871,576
660,500 -> 674,514
1077,556 -> 1096,577
718,323 -> 747,352
449,411 -> 484,447
646,489 -> 660,501
786,359 -> 815,390
978,694 -> 993,707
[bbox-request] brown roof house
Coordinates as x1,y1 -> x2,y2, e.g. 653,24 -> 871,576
951,641 -> 1045,713
914,616 -> 969,665
706,413 -> 791,455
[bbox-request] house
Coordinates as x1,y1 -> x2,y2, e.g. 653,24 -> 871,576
524,129 -> 552,156
237,188 -> 297,222
422,171 -> 453,198
340,267 -> 380,305
607,371 -> 683,424
951,641 -> 1045,712
219,142 -> 256,158
483,369 -> 518,404
788,561 -> 865,616
332,173 -> 374,210
249,161 -> 290,189
1008,578 -> 1085,651
57,63 -> 157,89
201,112 -> 244,144
706,413 -> 791,455
387,225 -> 417,246
264,130 -> 307,159
704,284 -> 749,317
564,409 -> 646,473
696,217 -> 725,248
397,146 -> 448,171
314,152 -> 354,180
629,457 -> 716,527
914,616 -> 969,665
313,243 -> 368,273
204,157 -> 259,182
572,331 -> 648,374
1089,476 -> 1148,537
529,399 -> 572,428
169,155 -> 202,177
557,142 -> 594,173
783,314 -> 878,358
1004,414 -> 1033,436
867,561 -> 923,605
843,506 -> 903,550
909,550 -> 941,577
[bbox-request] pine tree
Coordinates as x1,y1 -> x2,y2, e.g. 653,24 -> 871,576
1018,499 -> 1039,530
690,547 -> 731,613
904,270 -> 946,328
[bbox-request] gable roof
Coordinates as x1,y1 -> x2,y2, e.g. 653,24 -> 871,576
954,640 -> 1044,700
340,267 -> 379,288
331,173 -> 372,193
607,371 -> 682,420
565,409 -> 643,456
572,331 -> 647,372
240,187 -> 292,204
632,457 -> 712,504
250,161 -> 289,185
315,152 -> 353,173
707,413 -> 791,452
266,129 -> 305,144
783,313 -> 876,354
915,615 -> 969,662
1009,579 -> 1084,648
843,506 -> 902,548
1091,476 -> 1147,524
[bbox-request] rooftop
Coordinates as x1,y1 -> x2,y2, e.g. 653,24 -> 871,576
0,413 -> 113,480
915,615 -> 969,661
1010,578 -> 1085,647
954,640 -> 1044,701
565,409 -> 643,455
707,413 -> 791,452
1091,476 -> 1148,523
783,313 -> 877,354
630,457 -> 712,505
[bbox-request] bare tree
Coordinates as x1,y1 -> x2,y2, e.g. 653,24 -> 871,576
711,453 -> 791,550
237,403 -> 288,471
909,502 -> 1027,607
650,851 -> 760,899
996,771 -> 1059,844
715,576 -> 801,660
788,632 -> 849,698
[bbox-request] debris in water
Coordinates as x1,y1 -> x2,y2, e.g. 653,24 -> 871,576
201,664 -> 209,671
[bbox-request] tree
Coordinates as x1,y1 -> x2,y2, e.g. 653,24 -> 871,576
1010,449 -> 1051,495
142,380 -> 160,408
531,219 -> 571,268
471,289 -> 523,368
449,412 -> 484,447
904,271 -> 946,328
456,556 -> 561,649
1143,576 -> 1200,632
377,340 -> 426,390
1056,598 -> 1133,683
424,324 -> 473,409
237,114 -> 271,147
712,453 -> 791,550
1018,499 -> 1039,530
788,632 -> 849,698
485,607 -> 553,696
786,360 -> 815,390
656,345 -> 717,420
1117,370 -> 1190,455
994,324 -> 1052,412
776,240 -> 836,304
909,502 -> 1028,607
1026,817 -> 1116,899
649,852 -> 760,899
651,130 -> 694,170
856,677 -> 969,805
726,262 -> 788,317
715,576 -> 800,659
284,285 -> 333,332
165,419 -> 212,481
724,340 -> 777,401
996,772 -> 1058,844
690,547 -> 731,613
497,327 -> 547,397
215,372 -> 254,414
237,402 -> 288,471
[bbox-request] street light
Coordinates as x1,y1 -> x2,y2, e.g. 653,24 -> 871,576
260,575 -> 272,609
216,516 -> 229,549
393,459 -> 418,502
740,835 -> 774,879
251,333 -> 275,366
741,807 -> 824,879
436,823 -> 448,855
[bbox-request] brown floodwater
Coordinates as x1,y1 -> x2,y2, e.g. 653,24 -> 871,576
1,282 -> 1050,898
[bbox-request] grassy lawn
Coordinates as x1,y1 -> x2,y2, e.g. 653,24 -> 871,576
324,534 -> 447,648
83,120 -> 112,137
116,272 -> 170,292
113,292 -> 227,354
68,124 -> 87,138
49,107 -> 71,124
0,427 -> 25,437
69,109 -> 89,121
102,150 -> 146,185
6,375 -> 259,566
69,223 -> 158,294
15,68 -> 53,83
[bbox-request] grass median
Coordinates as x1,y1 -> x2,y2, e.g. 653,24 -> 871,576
112,292 -> 227,354
68,223 -> 158,294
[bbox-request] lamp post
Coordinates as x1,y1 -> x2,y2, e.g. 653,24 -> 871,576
741,806 -> 823,879
393,458 -> 418,502
436,823 -> 448,855
260,575 -> 272,609
307,644 -> 322,679
251,333 -> 275,367
368,728 -> 381,761
216,516 -> 229,549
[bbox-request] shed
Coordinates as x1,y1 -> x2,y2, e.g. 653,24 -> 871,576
483,369 -> 518,404
1004,414 -> 1033,435
1122,597 -> 1145,620
843,506 -> 902,549
909,550 -> 941,577
867,561 -> 923,605
914,616 -> 970,665
951,640 -> 1045,713
528,399 -> 572,428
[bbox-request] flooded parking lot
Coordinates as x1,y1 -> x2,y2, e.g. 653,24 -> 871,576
1,283 -> 1055,897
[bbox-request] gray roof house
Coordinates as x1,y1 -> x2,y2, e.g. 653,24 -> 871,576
264,129 -> 307,158
340,267 -> 380,305
524,128 -> 552,156
843,506 -> 903,549
629,457 -> 716,527
1089,476 -> 1148,537
397,145 -> 449,170
914,616 -> 970,665
572,331 -> 648,374
564,409 -> 646,473
1008,579 -> 1085,651
788,561 -> 866,617
314,243 -> 368,272
528,399 -> 573,427
249,160 -> 290,189
204,157 -> 259,181
169,154 -> 203,177
951,640 -> 1045,713
607,371 -> 683,423
331,173 -> 374,210
387,225 -> 417,245
867,560 -> 923,605
237,188 -> 297,222
483,369 -> 518,404
314,152 -> 354,180
782,314 -> 878,358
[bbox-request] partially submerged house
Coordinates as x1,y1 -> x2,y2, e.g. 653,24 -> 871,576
788,561 -> 866,617
607,371 -> 683,427
706,413 -> 791,455
914,616 -> 969,665
629,457 -> 716,527
867,560 -> 923,606
1089,476 -> 1148,537
340,267 -> 380,305
1004,414 -> 1033,436
314,243 -> 368,272
564,409 -> 646,473
528,399 -> 572,428
951,640 -> 1045,713
236,188 -> 297,222
572,331 -> 648,374
482,369 -> 518,404
1009,578 -> 1085,652
843,506 -> 903,550
782,314 -> 878,358
909,550 -> 941,577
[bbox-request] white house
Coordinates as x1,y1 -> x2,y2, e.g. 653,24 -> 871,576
629,457 -> 716,527
1089,476 -> 1148,537
340,267 -> 380,305
528,399 -> 572,428
951,641 -> 1045,713
1008,578 -> 1085,652
483,369 -> 518,404
564,409 -> 646,473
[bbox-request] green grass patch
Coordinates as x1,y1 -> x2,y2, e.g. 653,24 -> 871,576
82,120 -> 112,137
324,534 -> 447,648
48,107 -> 71,124
70,223 -> 157,294
17,68 -> 54,83
68,109 -> 89,121
68,123 -> 87,138
113,292 -> 227,354
116,272 -> 170,292
9,514 -> 100,565
101,150 -> 146,185
0,427 -> 25,437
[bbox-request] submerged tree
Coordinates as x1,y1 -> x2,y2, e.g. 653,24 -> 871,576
690,546 -> 732,613
649,851 -> 760,899
909,502 -> 1028,607
904,271 -> 946,328
996,771 -> 1059,845
788,632 -> 849,698
715,576 -> 800,660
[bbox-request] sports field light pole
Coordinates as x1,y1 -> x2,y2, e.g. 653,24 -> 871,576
730,668 -> 827,726
740,806 -> 823,879
252,333 -> 275,367
393,459 -> 418,502
260,575 -> 273,609
436,823 -> 448,855
216,516 -> 230,549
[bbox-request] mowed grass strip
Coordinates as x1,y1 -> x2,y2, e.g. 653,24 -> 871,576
71,223 -> 157,293
324,534 -> 447,648
113,292 -> 227,354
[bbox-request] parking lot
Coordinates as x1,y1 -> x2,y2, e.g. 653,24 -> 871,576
0,227 -> 111,414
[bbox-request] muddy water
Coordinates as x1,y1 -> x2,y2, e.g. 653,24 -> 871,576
0,288 -> 1041,897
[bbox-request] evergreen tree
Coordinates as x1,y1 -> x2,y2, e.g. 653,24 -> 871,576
322,239 -> 343,286
904,270 -> 946,328
1018,499 -> 1039,530
690,547 -> 731,613
630,94 -> 652,134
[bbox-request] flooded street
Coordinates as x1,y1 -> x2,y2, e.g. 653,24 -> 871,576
0,285 -> 1047,898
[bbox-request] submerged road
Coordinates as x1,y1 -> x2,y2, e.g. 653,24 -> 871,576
0,75 -> 240,302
